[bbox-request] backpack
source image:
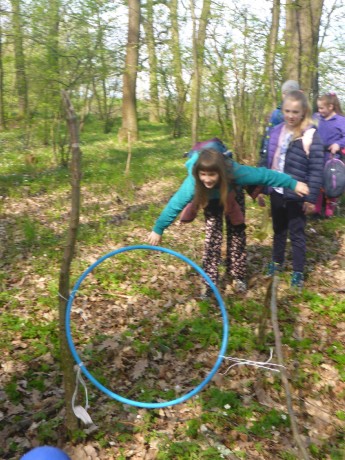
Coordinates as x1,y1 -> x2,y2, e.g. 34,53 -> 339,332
183,137 -> 265,199
323,158 -> 345,198
183,137 -> 232,158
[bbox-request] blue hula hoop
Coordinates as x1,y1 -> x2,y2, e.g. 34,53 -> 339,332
65,245 -> 229,409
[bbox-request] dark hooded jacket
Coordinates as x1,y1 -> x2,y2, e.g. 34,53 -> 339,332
260,123 -> 324,204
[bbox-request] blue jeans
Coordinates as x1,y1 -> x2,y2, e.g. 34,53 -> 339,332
270,191 -> 306,273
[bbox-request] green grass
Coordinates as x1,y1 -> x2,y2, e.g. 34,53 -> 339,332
1,119 -> 345,459
156,440 -> 222,459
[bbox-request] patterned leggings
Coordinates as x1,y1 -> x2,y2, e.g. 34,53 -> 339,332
202,190 -> 247,288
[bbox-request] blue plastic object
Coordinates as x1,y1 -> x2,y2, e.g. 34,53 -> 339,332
20,446 -> 71,460
65,245 -> 229,408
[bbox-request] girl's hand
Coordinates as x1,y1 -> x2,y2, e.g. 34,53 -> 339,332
329,143 -> 340,155
303,202 -> 315,214
147,231 -> 162,246
294,182 -> 309,197
257,194 -> 266,207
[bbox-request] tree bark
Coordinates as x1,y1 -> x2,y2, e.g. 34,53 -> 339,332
190,0 -> 211,144
0,18 -> 6,130
169,0 -> 187,137
264,0 -> 281,105
10,0 -> 28,119
59,90 -> 82,434
47,0 -> 62,149
93,8 -> 115,134
118,0 -> 141,143
142,0 -> 160,123
285,0 -> 324,99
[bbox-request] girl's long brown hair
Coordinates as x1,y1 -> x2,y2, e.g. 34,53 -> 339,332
192,149 -> 234,211
317,92 -> 344,115
283,90 -> 314,139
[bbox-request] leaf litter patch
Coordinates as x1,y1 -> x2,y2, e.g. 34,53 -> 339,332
70,251 -> 223,404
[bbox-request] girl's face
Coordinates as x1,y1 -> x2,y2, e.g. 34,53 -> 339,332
317,101 -> 334,119
283,99 -> 304,128
198,170 -> 220,189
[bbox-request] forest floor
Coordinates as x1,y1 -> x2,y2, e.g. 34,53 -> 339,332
1,129 -> 345,460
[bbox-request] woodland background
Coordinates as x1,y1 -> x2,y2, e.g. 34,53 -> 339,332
1,0 -> 345,153
1,1 -> 345,459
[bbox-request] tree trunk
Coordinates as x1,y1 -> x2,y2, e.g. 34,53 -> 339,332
95,9 -> 114,134
299,0 -> 323,102
47,0 -> 62,152
10,0 -> 28,119
59,90 -> 82,434
285,0 -> 324,99
285,0 -> 300,82
190,0 -> 211,144
118,0 -> 141,143
0,19 -> 6,130
264,0 -> 281,106
169,0 -> 187,137
142,0 -> 160,123
269,276 -> 310,459
207,32 -> 232,140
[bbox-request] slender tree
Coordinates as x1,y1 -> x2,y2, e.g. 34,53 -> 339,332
190,0 -> 211,143
45,0 -> 61,146
59,90 -> 82,434
118,0 -> 141,143
93,8 -> 116,133
264,0 -> 281,106
169,0 -> 187,137
0,17 -> 6,130
10,0 -> 28,119
205,30 -> 233,140
142,0 -> 160,123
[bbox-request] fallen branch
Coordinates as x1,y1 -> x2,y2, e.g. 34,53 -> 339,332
59,90 -> 82,434
269,276 -> 310,460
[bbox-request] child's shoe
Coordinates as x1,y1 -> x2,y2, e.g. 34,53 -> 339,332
291,271 -> 304,290
266,261 -> 283,276
233,278 -> 247,293
325,199 -> 336,218
199,287 -> 213,301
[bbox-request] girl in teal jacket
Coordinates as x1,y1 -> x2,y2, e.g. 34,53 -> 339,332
147,149 -> 309,297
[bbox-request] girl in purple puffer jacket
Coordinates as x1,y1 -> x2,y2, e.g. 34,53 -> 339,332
314,92 -> 345,218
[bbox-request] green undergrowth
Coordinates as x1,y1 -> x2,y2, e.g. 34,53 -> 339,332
1,121 -> 345,459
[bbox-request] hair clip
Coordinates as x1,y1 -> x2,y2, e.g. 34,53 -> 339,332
327,91 -> 336,96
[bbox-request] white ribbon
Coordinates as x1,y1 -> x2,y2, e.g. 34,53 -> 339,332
72,363 -> 94,425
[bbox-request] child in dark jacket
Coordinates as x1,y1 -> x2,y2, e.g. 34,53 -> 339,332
258,90 -> 324,289
147,148 -> 310,298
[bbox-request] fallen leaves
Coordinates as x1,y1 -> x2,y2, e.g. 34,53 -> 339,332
1,179 -> 345,460
131,358 -> 149,380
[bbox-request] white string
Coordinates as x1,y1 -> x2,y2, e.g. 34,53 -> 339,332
220,348 -> 285,375
58,289 -> 78,302
72,363 -> 94,425
58,292 -> 68,301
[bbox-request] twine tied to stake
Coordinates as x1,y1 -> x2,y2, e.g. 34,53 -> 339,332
72,363 -> 94,425
221,348 -> 285,375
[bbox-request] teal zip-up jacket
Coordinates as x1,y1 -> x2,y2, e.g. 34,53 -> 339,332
153,153 -> 298,235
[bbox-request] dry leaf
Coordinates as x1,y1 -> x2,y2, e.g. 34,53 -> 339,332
131,358 -> 149,380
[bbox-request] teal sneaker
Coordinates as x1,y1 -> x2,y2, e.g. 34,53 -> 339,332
266,262 -> 283,276
233,278 -> 247,293
291,271 -> 304,290
199,287 -> 213,300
